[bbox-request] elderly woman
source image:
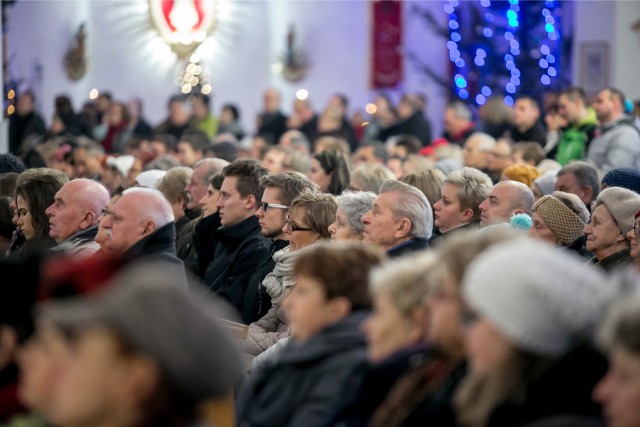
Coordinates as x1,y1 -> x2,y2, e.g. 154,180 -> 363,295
156,166 -> 193,237
307,149 -> 352,195
12,168 -> 69,256
432,167 -> 492,242
529,191 -> 589,254
244,192 -> 337,357
455,240 -> 612,427
238,242 -> 384,427
625,210 -> 640,271
328,191 -> 376,241
594,296 -> 640,427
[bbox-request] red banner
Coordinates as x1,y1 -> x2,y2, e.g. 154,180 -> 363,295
370,0 -> 403,89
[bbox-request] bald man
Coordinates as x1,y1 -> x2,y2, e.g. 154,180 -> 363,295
46,178 -> 110,258
99,188 -> 184,274
478,180 -> 535,228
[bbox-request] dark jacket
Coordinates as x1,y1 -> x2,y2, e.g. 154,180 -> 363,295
9,112 -> 46,154
203,216 -> 270,317
486,344 -> 606,427
175,214 -> 200,277
258,111 -> 288,143
511,121 -> 547,146
329,347 -> 463,427
383,111 -> 433,146
241,239 -> 289,324
50,224 -> 99,257
192,212 -> 222,278
237,311 -> 370,427
122,222 -> 185,280
387,238 -> 429,258
588,249 -> 632,273
429,221 -> 480,247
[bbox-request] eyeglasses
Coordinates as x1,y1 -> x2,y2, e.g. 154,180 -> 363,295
285,214 -> 313,232
260,202 -> 289,212
100,207 -> 114,217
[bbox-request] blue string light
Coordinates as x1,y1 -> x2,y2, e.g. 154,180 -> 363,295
538,0 -> 560,87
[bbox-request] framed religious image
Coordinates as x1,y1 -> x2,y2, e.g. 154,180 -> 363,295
579,41 -> 610,96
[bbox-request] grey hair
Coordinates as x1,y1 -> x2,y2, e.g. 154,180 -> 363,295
194,158 -> 230,184
467,132 -> 496,151
445,167 -> 493,221
379,180 -> 433,240
121,187 -> 174,227
336,191 -> 377,237
369,252 -> 438,318
350,164 -> 395,194
598,295 -> 640,353
447,101 -> 472,121
557,161 -> 601,201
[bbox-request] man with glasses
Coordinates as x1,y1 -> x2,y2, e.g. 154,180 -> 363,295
242,172 -> 317,324
584,187 -> 640,271
202,160 -> 271,319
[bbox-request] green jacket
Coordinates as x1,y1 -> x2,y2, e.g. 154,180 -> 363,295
555,109 -> 597,165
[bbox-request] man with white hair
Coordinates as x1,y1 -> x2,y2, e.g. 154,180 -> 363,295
463,132 -> 495,173
99,187 -> 184,273
46,178 -> 110,258
443,101 -> 475,146
361,180 -> 433,257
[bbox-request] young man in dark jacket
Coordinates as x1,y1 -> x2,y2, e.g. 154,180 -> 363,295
203,160 -> 270,318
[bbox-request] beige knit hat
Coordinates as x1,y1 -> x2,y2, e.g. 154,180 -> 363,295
532,194 -> 587,245
594,187 -> 640,234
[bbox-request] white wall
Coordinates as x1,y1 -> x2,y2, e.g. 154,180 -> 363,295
572,0 -> 640,100
4,0 -> 449,142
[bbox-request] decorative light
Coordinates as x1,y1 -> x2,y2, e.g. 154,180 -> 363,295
7,105 -> 15,115
201,83 -> 213,95
296,89 -> 309,100
7,90 -> 15,100
89,88 -> 99,99
365,103 -> 377,115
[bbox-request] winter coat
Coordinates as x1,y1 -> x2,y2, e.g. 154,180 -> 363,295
203,216 -> 270,317
387,238 -> 429,258
587,115 -> 640,173
190,211 -> 222,278
237,311 -> 370,427
588,249 -> 632,273
241,239 -> 289,324
511,121 -> 547,146
122,222 -> 186,284
50,224 -> 100,259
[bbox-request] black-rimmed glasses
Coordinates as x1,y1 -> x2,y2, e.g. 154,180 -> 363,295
260,202 -> 289,212
285,214 -> 313,232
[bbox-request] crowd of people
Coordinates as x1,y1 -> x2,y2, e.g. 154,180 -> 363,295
1,83 -> 640,427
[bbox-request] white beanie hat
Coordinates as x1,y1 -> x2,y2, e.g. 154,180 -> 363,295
463,240 -> 615,357
106,155 -> 135,177
135,169 -> 166,189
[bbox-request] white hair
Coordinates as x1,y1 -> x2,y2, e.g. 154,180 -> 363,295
379,180 -> 433,240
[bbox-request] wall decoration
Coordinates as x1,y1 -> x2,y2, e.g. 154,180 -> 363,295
63,23 -> 88,81
370,0 -> 403,89
579,41 -> 609,96
274,25 -> 309,83
149,0 -> 217,59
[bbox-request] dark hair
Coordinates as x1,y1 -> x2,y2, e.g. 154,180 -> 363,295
0,154 -> 26,174
395,135 -> 422,155
180,131 -> 210,152
192,93 -> 211,109
222,103 -> 240,121
14,169 -> 69,241
0,172 -> 19,197
0,196 -> 15,239
333,93 -> 349,109
209,172 -> 225,191
151,134 -> 178,152
605,88 -> 626,107
260,171 -> 317,206
294,242 -> 384,311
359,140 -> 388,162
312,150 -> 352,195
55,95 -> 75,116
222,160 -> 269,204
516,96 -> 540,111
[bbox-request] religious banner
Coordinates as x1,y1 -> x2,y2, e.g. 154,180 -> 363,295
370,0 -> 403,89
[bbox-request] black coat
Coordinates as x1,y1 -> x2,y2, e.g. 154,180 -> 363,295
258,111 -> 288,144
387,238 -> 429,258
203,216 -> 270,317
190,212 -> 222,278
511,121 -> 547,146
122,222 -> 186,283
237,311 -> 370,427
486,344 -> 607,427
9,112 -> 46,154
241,238 -> 289,324
382,111 -> 433,146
